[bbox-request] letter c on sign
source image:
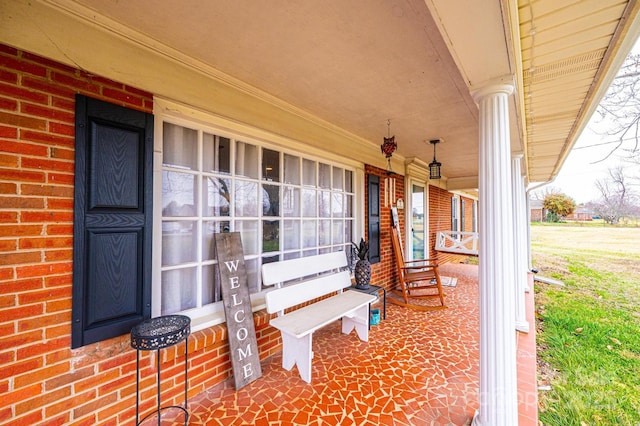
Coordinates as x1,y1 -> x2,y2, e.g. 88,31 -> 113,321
234,310 -> 245,323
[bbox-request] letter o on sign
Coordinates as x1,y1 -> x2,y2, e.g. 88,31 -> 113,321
237,327 -> 248,341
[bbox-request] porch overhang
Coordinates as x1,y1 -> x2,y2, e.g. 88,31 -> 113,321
1,0 -> 637,187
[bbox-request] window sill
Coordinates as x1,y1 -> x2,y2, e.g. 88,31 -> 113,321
189,296 -> 268,333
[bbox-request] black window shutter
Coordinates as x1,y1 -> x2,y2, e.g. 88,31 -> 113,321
367,175 -> 380,264
72,95 -> 154,348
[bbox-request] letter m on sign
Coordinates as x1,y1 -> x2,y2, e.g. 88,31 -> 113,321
214,232 -> 263,389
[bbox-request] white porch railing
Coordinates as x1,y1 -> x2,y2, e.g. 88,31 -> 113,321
435,231 -> 479,256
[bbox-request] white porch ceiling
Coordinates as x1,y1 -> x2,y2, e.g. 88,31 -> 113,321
69,0 -> 482,182
1,0 -> 638,187
519,0 -> 640,182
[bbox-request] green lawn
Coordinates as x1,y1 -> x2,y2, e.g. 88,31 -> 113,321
532,223 -> 640,425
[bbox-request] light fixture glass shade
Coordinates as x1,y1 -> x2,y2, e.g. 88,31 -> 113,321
429,160 -> 441,179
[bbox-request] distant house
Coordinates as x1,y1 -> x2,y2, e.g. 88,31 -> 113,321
530,199 -> 544,222
530,199 -> 593,222
568,206 -> 594,221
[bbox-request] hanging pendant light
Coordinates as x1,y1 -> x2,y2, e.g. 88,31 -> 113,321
429,139 -> 442,180
380,119 -> 397,173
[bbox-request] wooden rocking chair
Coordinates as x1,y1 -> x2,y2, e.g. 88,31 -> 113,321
389,224 -> 446,311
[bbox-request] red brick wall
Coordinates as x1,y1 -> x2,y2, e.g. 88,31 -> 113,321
530,208 -> 543,222
428,185 -> 471,264
364,166 -> 404,291
362,169 -> 474,291
462,195 -> 475,232
0,45 -> 281,426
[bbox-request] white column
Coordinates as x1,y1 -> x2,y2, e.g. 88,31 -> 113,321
523,191 -> 532,292
512,155 -> 530,333
526,195 -> 533,275
472,81 -> 518,426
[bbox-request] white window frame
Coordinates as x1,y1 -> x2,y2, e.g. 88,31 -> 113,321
152,101 -> 362,331
472,200 -> 478,233
408,180 -> 429,261
451,195 -> 460,233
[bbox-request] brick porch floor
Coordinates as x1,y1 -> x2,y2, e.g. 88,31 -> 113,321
157,263 -> 538,425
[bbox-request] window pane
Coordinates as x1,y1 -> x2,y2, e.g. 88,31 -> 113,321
283,252 -> 300,260
332,193 -> 343,217
244,257 -> 260,293
161,268 -> 196,314
319,219 -> 331,246
262,184 -> 280,216
162,171 -> 196,216
202,221 -> 230,260
283,154 -> 300,184
263,220 -> 279,252
303,159 -> 316,186
235,141 -> 258,179
202,264 -> 220,305
283,220 -> 300,250
347,243 -> 356,271
262,255 -> 280,265
302,189 -> 316,217
262,148 -> 280,182
235,180 -> 258,216
283,186 -> 299,217
302,220 -> 316,248
332,220 -> 344,244
345,170 -> 353,192
332,167 -> 343,190
203,133 -> 231,174
345,194 -> 353,217
162,221 -> 196,266
319,163 -> 331,189
303,248 -> 318,257
237,220 -> 259,255
345,220 -> 353,245
203,177 -> 230,216
318,191 -> 330,217
163,123 -> 197,170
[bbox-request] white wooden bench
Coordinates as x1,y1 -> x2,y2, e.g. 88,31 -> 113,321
262,251 -> 376,383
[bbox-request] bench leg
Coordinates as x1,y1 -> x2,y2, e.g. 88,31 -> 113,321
341,304 -> 370,342
280,332 -> 313,383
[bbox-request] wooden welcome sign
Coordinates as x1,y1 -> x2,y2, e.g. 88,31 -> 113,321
214,232 -> 262,389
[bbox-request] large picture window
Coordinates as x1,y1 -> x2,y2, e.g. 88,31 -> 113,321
157,120 -> 356,322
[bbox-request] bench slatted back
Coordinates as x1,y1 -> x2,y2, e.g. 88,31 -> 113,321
264,270 -> 351,314
261,251 -> 348,287
262,251 -> 352,315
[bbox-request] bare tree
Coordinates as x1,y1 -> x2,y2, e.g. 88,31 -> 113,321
594,52 -> 640,161
592,165 -> 637,224
529,185 -> 562,201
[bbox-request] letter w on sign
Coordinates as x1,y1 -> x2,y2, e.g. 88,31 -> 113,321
214,232 -> 262,389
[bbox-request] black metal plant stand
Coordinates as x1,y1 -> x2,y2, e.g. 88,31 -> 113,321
131,315 -> 190,426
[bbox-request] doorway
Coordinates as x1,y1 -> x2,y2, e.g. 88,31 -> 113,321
410,183 -> 427,260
